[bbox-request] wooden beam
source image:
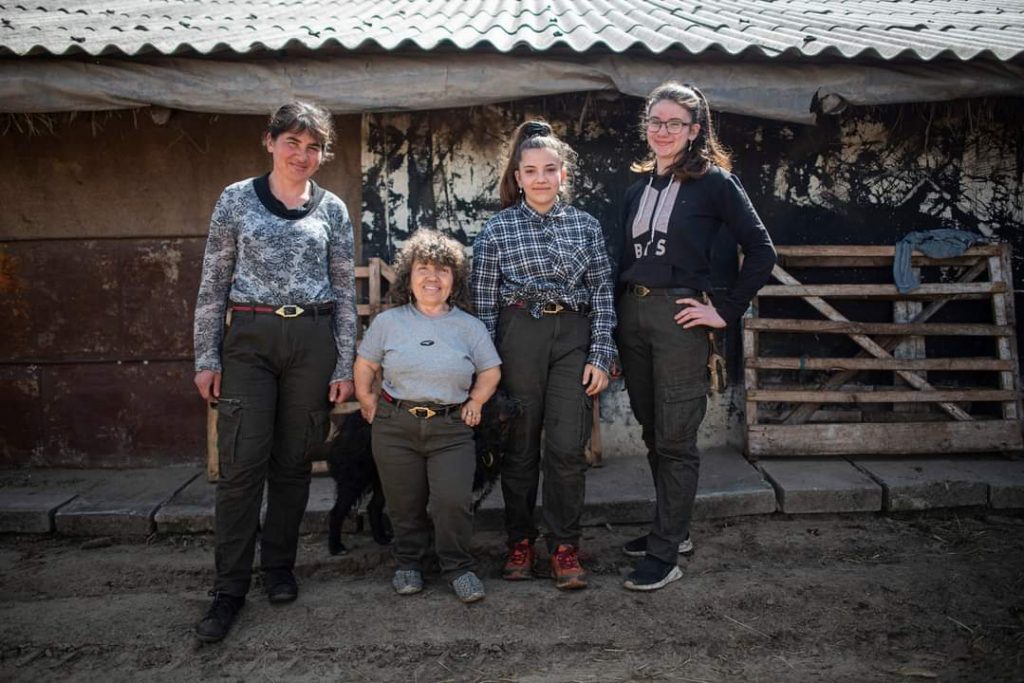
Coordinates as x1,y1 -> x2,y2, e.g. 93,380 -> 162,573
748,389 -> 1015,404
744,318 -> 1012,337
757,282 -> 1004,299
774,245 -> 1001,258
747,420 -> 1024,456
989,245 -> 1022,422
777,255 -> 986,268
747,357 -> 1013,371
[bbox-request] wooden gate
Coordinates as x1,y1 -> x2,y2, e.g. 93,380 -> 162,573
743,244 -> 1023,458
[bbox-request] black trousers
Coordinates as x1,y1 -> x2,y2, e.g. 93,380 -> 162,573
213,312 -> 336,596
615,291 -> 709,564
497,307 -> 592,551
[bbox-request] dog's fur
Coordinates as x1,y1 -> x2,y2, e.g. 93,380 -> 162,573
326,391 -> 520,556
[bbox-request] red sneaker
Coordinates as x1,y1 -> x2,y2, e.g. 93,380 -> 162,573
502,539 -> 535,581
550,544 -> 587,590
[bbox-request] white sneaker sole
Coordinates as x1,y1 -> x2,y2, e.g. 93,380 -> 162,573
623,565 -> 683,591
622,539 -> 694,558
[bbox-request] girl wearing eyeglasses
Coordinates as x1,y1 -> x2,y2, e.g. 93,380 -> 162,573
614,82 -> 776,591
471,120 -> 616,591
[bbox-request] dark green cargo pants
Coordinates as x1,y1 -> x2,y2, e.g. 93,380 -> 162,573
371,400 -> 477,580
616,290 -> 709,565
213,311 -> 336,596
497,306 -> 592,551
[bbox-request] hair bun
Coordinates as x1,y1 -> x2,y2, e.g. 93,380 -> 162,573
522,120 -> 552,138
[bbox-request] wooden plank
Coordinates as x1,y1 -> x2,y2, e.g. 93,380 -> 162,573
757,282 -> 1004,298
748,389 -> 1014,404
781,259 -> 990,425
767,263 -> 974,422
368,257 -> 382,322
742,301 -> 759,428
747,357 -> 1013,371
774,245 -> 1001,258
777,255 -> 986,268
989,246 -> 1022,422
748,421 -> 1024,456
206,405 -> 219,482
744,318 -> 1011,337
586,399 -> 603,467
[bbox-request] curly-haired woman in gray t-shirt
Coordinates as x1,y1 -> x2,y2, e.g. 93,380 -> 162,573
355,229 -> 501,604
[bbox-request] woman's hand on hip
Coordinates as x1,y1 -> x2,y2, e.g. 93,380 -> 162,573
194,370 -> 221,401
330,380 -> 355,404
582,364 -> 609,396
674,297 -> 726,329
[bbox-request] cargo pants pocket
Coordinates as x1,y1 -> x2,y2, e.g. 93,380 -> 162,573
657,383 -> 708,450
216,398 -> 243,466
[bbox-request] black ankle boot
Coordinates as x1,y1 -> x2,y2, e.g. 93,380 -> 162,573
195,591 -> 245,643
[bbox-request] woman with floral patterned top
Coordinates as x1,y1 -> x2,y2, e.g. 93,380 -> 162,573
192,101 -> 357,643
471,120 -> 615,591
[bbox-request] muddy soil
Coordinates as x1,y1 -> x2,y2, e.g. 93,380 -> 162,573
1,513 -> 1022,682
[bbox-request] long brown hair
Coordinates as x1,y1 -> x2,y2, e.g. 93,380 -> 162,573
497,120 -> 579,208
631,82 -> 731,180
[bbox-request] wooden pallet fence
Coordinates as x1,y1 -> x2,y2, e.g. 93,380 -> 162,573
743,244 -> 1024,458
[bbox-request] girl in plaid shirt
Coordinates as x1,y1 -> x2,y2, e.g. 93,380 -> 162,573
471,120 -> 616,590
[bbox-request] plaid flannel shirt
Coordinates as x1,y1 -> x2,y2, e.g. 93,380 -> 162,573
471,200 -> 617,373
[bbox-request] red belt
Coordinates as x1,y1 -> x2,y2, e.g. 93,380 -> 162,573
230,303 -> 334,318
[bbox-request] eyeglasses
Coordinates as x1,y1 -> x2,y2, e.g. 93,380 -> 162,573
645,117 -> 693,134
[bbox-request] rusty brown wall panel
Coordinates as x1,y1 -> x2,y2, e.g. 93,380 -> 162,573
0,365 -> 44,457
0,361 -> 203,468
0,111 -> 362,242
0,238 -> 205,361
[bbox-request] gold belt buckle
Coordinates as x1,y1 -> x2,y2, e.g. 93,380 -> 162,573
632,284 -> 651,297
408,406 -> 437,419
275,305 -> 305,318
542,302 -> 565,314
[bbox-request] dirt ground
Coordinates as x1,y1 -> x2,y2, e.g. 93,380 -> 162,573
1,512 -> 1022,682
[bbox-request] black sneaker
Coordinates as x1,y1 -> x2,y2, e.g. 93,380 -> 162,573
622,535 -> 694,558
623,555 -> 683,592
195,591 -> 245,643
265,569 -> 298,604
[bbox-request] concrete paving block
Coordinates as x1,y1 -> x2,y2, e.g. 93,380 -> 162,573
55,468 -> 200,537
852,458 -> 994,511
853,457 -> 1024,510
694,448 -> 777,520
974,460 -> 1024,509
0,469 -> 118,534
300,477 -> 335,535
760,459 -> 882,514
0,490 -> 79,533
154,474 -> 215,534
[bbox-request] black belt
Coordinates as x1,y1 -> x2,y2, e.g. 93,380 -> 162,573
626,284 -> 701,298
508,300 -> 591,315
230,302 -> 334,318
381,390 -> 460,419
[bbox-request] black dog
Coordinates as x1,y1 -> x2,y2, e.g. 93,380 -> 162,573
326,391 -> 520,556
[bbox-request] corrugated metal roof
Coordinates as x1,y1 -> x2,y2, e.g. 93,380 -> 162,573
2,0 -> 1023,61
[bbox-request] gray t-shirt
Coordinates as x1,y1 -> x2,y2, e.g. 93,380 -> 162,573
357,304 -> 501,404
